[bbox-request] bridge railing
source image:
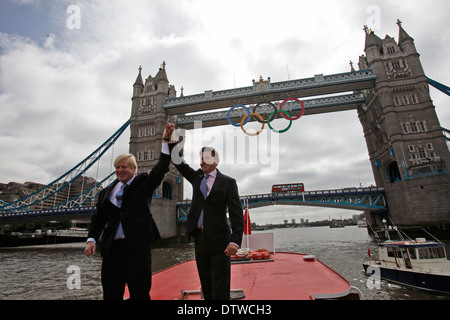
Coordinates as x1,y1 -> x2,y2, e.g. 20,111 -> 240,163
0,205 -> 97,221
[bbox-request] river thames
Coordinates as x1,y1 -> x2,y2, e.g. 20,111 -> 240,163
0,226 -> 448,300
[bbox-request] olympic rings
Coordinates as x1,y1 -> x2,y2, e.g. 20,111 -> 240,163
267,110 -> 292,133
240,113 -> 265,136
227,97 -> 304,136
279,97 -> 305,120
252,102 -> 277,124
227,104 -> 250,127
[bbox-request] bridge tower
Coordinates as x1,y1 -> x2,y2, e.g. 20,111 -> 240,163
357,21 -> 450,233
129,62 -> 184,238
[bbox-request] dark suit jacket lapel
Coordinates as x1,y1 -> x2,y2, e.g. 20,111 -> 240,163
207,170 -> 224,200
101,180 -> 119,205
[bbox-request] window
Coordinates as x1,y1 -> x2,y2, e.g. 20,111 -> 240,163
387,247 -> 395,258
433,247 -> 446,259
417,121 -> 427,132
409,153 -> 419,165
394,94 -> 418,106
138,127 -> 155,137
388,161 -> 402,183
419,247 -> 446,259
408,248 -> 417,259
162,182 -> 172,199
408,143 -> 438,165
401,120 -> 427,134
418,148 -> 427,159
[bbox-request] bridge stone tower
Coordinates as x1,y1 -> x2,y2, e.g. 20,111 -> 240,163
129,62 -> 184,239
357,21 -> 450,234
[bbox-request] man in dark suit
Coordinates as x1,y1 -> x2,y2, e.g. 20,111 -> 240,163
84,123 -> 174,300
170,131 -> 244,300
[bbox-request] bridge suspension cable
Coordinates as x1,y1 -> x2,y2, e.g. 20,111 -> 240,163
0,120 -> 130,213
427,77 -> 450,97
444,127 -> 450,141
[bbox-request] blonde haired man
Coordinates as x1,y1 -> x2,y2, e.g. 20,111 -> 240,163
84,123 -> 174,300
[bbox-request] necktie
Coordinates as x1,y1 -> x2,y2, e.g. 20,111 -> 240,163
198,174 -> 209,227
116,184 -> 125,208
114,184 -> 126,240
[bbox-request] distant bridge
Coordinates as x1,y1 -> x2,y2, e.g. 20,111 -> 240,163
176,187 -> 387,222
0,187 -> 386,223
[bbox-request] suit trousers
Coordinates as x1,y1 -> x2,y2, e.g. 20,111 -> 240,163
101,239 -> 152,300
194,231 -> 231,300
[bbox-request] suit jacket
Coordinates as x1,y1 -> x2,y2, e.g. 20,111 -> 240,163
87,152 -> 170,256
174,160 -> 244,253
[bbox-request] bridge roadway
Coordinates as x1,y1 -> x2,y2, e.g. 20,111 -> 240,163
0,187 -> 386,223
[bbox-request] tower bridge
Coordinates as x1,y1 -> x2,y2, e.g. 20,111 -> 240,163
1,21 -> 449,238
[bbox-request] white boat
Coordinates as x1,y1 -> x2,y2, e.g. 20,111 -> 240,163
363,225 -> 450,295
357,219 -> 367,228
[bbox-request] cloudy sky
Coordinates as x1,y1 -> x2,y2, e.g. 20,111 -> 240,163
1,0 -> 449,224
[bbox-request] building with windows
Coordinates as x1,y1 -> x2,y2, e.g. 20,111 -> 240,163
129,62 -> 183,238
357,21 -> 449,232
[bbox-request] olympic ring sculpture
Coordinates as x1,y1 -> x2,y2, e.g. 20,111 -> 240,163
227,98 -> 304,136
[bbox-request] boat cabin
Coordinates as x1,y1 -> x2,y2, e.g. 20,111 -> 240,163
376,238 -> 449,271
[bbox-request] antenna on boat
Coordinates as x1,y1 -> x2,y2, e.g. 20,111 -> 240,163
387,216 -> 413,241
367,223 -> 381,242
421,228 -> 441,242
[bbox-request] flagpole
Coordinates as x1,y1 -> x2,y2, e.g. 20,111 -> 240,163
246,197 -> 250,250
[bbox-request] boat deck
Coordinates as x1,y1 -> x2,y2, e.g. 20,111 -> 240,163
125,252 -> 355,300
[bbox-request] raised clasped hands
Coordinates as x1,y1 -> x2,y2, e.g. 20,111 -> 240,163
163,123 -> 175,141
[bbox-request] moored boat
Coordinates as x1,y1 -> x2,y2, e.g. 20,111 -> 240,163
363,225 -> 450,295
0,229 -> 88,247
